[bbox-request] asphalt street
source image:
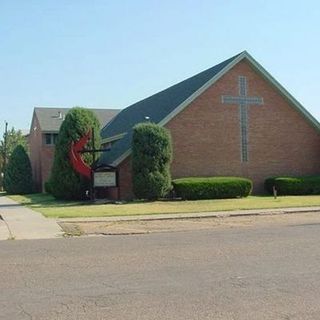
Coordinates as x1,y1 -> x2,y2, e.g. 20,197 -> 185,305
1,217 -> 320,319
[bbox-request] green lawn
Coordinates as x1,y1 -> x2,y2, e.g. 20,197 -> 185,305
7,193 -> 320,219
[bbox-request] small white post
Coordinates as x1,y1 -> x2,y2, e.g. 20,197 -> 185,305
273,186 -> 277,199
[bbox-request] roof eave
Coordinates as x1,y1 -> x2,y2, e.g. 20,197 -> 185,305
242,51 -> 320,131
101,132 -> 127,144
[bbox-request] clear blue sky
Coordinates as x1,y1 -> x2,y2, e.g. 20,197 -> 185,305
0,0 -> 319,135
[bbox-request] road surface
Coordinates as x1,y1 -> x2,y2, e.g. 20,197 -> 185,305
1,213 -> 320,319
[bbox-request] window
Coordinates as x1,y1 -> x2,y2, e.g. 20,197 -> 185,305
44,133 -> 59,145
45,134 -> 52,145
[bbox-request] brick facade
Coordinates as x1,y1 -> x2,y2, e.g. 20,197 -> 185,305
29,114 -> 56,192
115,60 -> 320,199
117,156 -> 134,200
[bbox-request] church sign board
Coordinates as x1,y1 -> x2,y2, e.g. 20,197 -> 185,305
93,171 -> 117,187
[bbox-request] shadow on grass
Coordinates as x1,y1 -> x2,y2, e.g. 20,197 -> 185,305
14,193 -> 86,209
15,193 -> 183,209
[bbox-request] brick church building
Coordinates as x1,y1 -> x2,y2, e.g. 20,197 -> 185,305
100,51 -> 320,200
29,107 -> 119,192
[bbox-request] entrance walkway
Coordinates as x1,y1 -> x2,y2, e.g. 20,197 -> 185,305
0,196 -> 63,240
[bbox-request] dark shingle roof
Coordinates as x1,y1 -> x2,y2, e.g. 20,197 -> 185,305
33,107 -> 120,132
100,53 -> 242,165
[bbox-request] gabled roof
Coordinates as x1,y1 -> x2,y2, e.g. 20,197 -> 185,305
100,51 -> 320,166
32,107 -> 120,132
100,52 -> 242,165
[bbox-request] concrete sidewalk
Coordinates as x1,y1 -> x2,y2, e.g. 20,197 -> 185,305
0,219 -> 10,240
59,206 -> 320,223
0,196 -> 63,240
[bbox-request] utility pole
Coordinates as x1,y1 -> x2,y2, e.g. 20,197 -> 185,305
1,121 -> 8,191
3,121 -> 8,170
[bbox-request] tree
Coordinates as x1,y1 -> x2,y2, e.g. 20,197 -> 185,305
3,145 -> 33,194
48,107 -> 101,200
132,122 -> 172,200
0,127 -> 27,190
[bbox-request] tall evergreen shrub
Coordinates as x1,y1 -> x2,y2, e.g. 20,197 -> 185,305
132,122 -> 172,200
48,107 -> 100,200
3,145 -> 33,194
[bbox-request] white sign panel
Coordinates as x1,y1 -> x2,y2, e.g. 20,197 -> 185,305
94,171 -> 116,187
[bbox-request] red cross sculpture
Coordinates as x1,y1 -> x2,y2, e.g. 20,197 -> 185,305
69,131 -> 92,179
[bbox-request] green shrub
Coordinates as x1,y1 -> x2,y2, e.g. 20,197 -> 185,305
48,107 -> 100,200
3,145 -> 33,194
265,176 -> 320,195
132,122 -> 172,200
44,180 -> 52,194
172,177 -> 252,200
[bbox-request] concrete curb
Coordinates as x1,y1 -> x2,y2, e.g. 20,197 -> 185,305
58,206 -> 320,224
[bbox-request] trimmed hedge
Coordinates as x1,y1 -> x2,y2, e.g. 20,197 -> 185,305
132,122 -> 172,200
44,181 -> 52,194
172,177 -> 252,200
265,176 -> 320,195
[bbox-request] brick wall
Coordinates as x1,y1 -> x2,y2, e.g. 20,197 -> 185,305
116,59 -> 320,198
118,156 -> 134,200
40,146 -> 55,191
29,115 -> 43,192
29,114 -> 56,192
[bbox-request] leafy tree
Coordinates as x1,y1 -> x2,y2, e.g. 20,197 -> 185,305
0,127 -> 27,160
3,145 -> 33,194
0,127 -> 27,190
132,122 -> 172,200
48,107 -> 100,200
